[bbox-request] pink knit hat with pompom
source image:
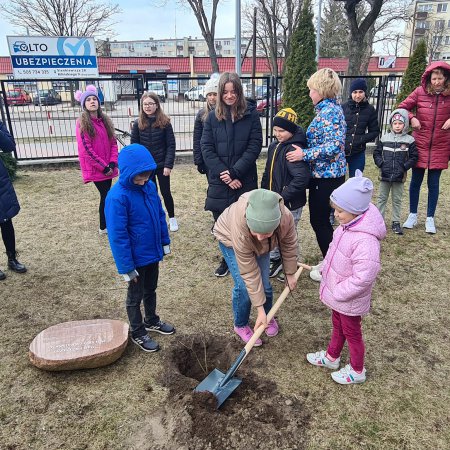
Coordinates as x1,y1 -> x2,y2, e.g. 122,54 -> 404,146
75,85 -> 99,109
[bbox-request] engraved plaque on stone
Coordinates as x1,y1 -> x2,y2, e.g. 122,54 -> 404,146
29,319 -> 129,371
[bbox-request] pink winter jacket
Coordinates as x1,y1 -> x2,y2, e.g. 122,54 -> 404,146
319,203 -> 386,316
76,117 -> 118,183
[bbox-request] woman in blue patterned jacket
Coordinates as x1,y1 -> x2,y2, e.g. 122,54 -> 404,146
287,68 -> 346,281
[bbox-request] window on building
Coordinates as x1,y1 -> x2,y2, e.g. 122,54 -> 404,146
437,3 -> 448,13
436,19 -> 445,29
224,50 -> 231,55
433,36 -> 443,45
445,35 -> 450,45
417,20 -> 430,29
224,40 -> 231,46
418,4 -> 433,12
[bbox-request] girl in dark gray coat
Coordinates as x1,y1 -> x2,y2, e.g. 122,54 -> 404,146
201,72 -> 263,276
131,92 -> 178,231
0,121 -> 27,280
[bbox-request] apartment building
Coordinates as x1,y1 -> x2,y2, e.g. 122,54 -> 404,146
99,36 -> 267,58
404,0 -> 450,60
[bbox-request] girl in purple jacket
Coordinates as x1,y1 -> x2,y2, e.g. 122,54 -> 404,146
306,170 -> 386,385
75,85 -> 118,234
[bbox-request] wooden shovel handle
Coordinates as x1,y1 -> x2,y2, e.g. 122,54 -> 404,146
243,264 -> 304,353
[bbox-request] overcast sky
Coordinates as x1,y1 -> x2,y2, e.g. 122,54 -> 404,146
0,0 -> 237,56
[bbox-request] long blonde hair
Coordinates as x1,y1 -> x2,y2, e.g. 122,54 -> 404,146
215,72 -> 247,121
138,91 -> 170,129
78,107 -> 115,139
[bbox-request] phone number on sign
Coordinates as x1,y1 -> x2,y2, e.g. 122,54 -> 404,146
17,69 -> 50,75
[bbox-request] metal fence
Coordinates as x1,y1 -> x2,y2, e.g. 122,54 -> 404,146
0,73 -> 403,161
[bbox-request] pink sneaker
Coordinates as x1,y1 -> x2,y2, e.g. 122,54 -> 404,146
265,318 -> 279,337
234,325 -> 262,346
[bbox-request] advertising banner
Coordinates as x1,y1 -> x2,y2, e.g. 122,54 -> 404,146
7,36 -> 99,79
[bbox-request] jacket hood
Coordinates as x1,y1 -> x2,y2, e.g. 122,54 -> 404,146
341,203 -> 386,241
388,108 -> 410,134
285,129 -> 306,146
421,61 -> 450,94
118,144 -> 157,188
245,98 -> 257,113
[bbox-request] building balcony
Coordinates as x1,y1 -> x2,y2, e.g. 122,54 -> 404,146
414,28 -> 427,35
416,11 -> 428,20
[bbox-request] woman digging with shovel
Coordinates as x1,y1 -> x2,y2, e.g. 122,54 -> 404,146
213,189 -> 299,345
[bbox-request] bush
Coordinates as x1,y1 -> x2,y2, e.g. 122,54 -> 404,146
0,152 -> 18,181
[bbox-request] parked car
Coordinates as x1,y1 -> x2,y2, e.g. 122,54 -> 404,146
6,88 -> 32,106
34,89 -> 62,106
147,81 -> 166,102
184,86 -> 206,101
256,93 -> 282,116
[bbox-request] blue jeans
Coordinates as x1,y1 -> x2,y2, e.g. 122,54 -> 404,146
346,152 -> 366,177
219,242 -> 273,327
409,168 -> 442,217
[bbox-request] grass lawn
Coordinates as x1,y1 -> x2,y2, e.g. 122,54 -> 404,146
0,156 -> 449,449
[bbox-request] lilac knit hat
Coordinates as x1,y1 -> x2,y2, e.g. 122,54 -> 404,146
75,85 -> 99,109
330,169 -> 373,215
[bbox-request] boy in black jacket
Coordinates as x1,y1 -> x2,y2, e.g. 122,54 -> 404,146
261,108 -> 310,278
373,108 -> 418,235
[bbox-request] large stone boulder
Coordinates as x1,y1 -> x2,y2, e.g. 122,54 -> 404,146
29,319 -> 129,371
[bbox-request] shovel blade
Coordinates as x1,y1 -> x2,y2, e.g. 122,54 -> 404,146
194,368 -> 242,408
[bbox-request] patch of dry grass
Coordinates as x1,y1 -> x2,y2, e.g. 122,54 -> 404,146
0,157 -> 449,449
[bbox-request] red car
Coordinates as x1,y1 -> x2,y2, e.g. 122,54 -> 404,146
6,88 -> 32,106
256,93 -> 282,116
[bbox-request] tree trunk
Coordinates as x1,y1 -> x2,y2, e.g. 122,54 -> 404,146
206,39 -> 220,73
347,32 -> 366,75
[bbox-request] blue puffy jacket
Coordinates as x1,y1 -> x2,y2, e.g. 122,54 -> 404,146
105,144 -> 170,274
0,121 -> 20,222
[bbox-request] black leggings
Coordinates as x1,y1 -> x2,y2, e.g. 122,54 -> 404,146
152,168 -> 175,218
0,219 -> 16,254
309,177 -> 345,257
94,179 -> 112,230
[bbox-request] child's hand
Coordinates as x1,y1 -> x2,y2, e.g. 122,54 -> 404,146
254,306 -> 267,332
228,179 -> 242,189
285,273 -> 298,291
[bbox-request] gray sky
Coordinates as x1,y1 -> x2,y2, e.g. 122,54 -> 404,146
0,0 -> 236,56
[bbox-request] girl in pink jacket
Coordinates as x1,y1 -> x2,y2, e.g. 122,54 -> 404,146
75,85 -> 118,234
306,170 -> 386,384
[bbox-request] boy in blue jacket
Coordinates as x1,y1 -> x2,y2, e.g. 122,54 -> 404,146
105,143 -> 175,352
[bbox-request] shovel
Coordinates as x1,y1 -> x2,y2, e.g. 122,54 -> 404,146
194,264 -> 305,408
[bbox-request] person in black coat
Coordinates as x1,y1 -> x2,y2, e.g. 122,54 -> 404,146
261,108 -> 310,279
131,91 -> 178,232
0,121 -> 27,280
342,78 -> 380,177
193,77 -> 219,175
201,72 -> 263,276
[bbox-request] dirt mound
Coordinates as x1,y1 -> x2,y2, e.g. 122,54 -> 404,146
134,334 -> 311,450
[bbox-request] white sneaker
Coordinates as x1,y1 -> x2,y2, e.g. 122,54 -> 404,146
99,228 -> 108,235
331,364 -> 366,385
169,217 -> 179,232
306,350 -> 340,369
425,217 -> 436,234
403,213 -> 418,229
309,261 -> 323,282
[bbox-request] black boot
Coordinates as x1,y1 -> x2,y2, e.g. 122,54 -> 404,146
0,268 -> 5,280
7,252 -> 27,273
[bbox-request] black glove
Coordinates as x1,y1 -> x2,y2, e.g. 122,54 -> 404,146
197,163 -> 207,175
108,162 -> 116,170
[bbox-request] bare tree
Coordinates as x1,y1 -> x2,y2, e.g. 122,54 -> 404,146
1,0 -> 121,37
243,0 -> 303,77
343,0 -> 383,75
